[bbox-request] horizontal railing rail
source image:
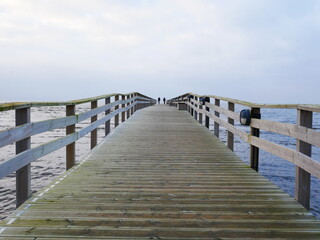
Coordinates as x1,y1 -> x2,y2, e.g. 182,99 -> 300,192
168,92 -> 320,211
0,92 -> 154,112
0,92 -> 156,208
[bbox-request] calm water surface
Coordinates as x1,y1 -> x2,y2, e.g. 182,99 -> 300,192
0,106 -> 319,220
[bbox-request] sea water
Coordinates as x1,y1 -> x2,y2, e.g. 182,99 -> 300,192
0,105 -> 319,220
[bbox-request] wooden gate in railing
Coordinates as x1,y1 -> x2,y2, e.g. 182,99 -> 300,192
0,92 -> 155,207
168,93 -> 320,210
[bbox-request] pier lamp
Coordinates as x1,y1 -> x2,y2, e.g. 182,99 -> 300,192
200,96 -> 210,105
188,95 -> 194,102
240,109 -> 251,125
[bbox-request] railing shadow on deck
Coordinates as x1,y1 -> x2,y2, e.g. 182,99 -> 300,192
0,92 -> 156,208
168,93 -> 320,213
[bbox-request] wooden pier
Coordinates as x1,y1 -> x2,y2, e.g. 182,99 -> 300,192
1,105 -> 320,239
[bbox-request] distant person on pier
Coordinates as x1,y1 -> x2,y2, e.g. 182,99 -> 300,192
163,98 -> 166,104
158,97 -> 160,104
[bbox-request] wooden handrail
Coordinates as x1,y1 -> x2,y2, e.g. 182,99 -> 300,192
169,92 -> 320,112
169,93 -> 320,210
0,92 -> 154,111
0,92 -> 155,207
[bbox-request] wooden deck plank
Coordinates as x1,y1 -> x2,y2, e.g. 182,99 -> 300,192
1,105 -> 320,239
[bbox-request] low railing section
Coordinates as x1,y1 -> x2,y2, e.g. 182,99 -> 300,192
0,92 -> 155,207
168,93 -> 320,210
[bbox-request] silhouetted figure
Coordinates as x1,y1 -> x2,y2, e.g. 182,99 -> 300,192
158,97 -> 160,104
163,98 -> 166,104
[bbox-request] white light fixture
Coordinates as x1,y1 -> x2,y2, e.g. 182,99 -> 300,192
240,109 -> 251,125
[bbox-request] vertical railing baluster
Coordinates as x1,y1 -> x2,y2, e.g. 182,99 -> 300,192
15,107 -> 31,207
122,95 -> 126,122
134,93 -> 138,112
115,95 -> 119,127
205,98 -> 210,129
227,102 -> 235,151
194,96 -> 198,121
131,94 -> 134,116
191,96 -> 194,117
295,109 -> 312,210
105,97 -> 110,136
127,95 -> 130,119
91,100 -> 98,149
250,107 -> 261,171
66,105 -> 76,170
198,100 -> 203,125
214,99 -> 220,137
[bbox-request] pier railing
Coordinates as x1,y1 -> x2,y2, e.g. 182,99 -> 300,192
168,93 -> 320,210
0,92 -> 155,207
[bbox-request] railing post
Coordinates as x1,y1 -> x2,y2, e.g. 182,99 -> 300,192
205,98 -> 210,129
131,94 -> 134,115
134,93 -> 138,112
194,97 -> 198,121
91,100 -> 98,149
127,95 -> 130,119
198,103 -> 203,125
121,95 -> 126,122
105,97 -> 110,136
66,105 -> 76,170
295,109 -> 312,210
250,107 -> 261,171
115,95 -> 119,127
214,99 -> 220,137
15,107 -> 31,207
190,97 -> 194,117
227,102 -> 235,151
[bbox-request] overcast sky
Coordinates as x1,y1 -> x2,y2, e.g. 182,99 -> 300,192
0,0 -> 319,103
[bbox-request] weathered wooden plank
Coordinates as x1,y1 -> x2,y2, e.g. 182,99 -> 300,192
249,136 -> 320,178
0,116 -> 76,149
251,118 -> 320,148
1,105 -> 319,239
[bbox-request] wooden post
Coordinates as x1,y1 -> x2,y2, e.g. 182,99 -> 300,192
91,100 -> 98,149
295,109 -> 312,210
134,93 -> 138,112
194,97 -> 198,121
66,105 -> 76,170
115,95 -> 119,127
190,97 -> 194,117
105,97 -> 110,136
131,94 -> 134,115
214,99 -> 220,137
205,97 -> 210,129
121,95 -> 126,122
127,95 -> 130,119
250,108 -> 261,171
198,104 -> 203,124
15,107 -> 31,207
227,102 -> 235,151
